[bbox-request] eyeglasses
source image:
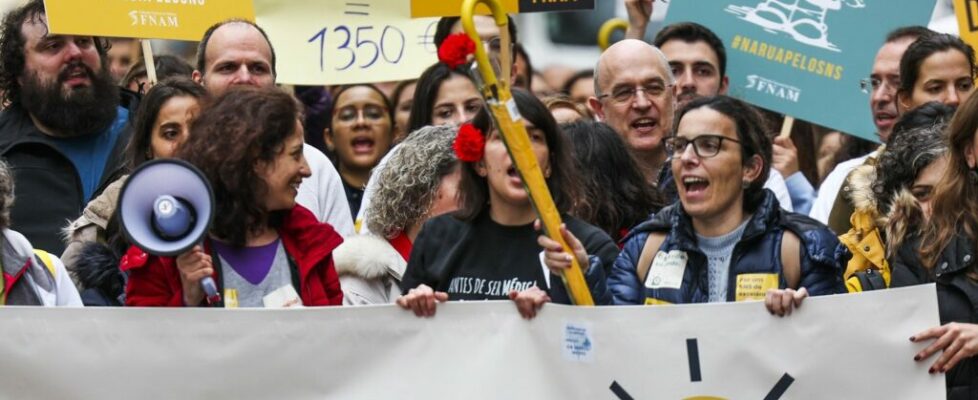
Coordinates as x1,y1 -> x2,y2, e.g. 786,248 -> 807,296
859,76 -> 900,94
664,134 -> 741,158
598,82 -> 673,104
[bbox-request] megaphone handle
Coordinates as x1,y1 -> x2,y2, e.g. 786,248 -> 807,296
201,276 -> 220,305
201,238 -> 222,306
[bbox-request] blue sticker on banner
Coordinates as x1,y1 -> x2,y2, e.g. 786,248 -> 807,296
563,323 -> 593,362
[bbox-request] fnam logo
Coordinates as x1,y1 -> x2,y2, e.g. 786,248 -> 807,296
745,75 -> 801,103
129,10 -> 179,28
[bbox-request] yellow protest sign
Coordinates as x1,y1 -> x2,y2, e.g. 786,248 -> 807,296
43,0 -> 254,41
411,0 -> 594,18
955,0 -> 978,53
255,0 -> 438,86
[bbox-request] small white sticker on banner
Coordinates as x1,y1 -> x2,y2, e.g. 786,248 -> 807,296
563,322 -> 594,362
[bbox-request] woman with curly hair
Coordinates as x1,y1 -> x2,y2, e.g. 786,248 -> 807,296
891,92 -> 978,400
332,125 -> 460,305
356,62 -> 484,233
124,87 -> 344,307
397,89 -> 618,319
837,102 -> 955,292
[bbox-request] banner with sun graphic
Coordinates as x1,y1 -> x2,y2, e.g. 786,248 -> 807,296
0,285 -> 943,398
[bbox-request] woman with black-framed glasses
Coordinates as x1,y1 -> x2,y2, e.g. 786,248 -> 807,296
542,96 -> 846,313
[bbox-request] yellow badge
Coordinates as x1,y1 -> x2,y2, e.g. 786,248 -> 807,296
644,298 -> 673,306
735,274 -> 780,301
224,289 -> 239,309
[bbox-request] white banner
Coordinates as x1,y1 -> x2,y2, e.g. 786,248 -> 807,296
0,285 -> 943,399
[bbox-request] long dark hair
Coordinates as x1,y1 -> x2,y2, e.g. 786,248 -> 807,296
564,121 -> 664,241
407,62 -> 477,133
898,33 -> 976,101
921,91 -> 978,271
127,77 -> 207,169
177,86 -> 301,246
455,89 -> 579,220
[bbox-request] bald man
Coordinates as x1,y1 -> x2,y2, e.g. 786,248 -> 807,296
194,20 -> 354,237
589,39 -> 676,184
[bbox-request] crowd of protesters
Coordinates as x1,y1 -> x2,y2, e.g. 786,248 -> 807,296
1,0 -> 977,396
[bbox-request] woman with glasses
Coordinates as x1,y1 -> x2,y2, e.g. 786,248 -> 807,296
323,84 -> 395,219
542,95 -> 846,314
890,93 -> 978,400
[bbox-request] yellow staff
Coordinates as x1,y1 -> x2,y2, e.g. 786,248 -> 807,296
461,0 -> 594,306
598,18 -> 629,51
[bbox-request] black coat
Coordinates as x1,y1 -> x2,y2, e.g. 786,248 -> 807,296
891,233 -> 978,400
0,91 -> 136,254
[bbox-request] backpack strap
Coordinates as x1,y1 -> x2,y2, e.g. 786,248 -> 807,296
780,230 -> 801,289
636,232 -> 668,284
32,249 -> 57,279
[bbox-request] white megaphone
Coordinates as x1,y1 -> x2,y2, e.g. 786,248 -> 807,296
117,159 -> 220,305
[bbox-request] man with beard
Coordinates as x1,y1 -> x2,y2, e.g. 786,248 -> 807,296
0,0 -> 135,254
192,19 -> 354,237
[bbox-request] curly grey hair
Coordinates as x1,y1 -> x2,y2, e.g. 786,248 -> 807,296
367,124 -> 459,239
0,159 -> 14,228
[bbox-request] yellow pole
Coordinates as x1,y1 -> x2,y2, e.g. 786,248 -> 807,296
461,0 -> 594,306
598,18 -> 630,51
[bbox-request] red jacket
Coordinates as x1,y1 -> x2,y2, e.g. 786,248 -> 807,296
123,206 -> 344,307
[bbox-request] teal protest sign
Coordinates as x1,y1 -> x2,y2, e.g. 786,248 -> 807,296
664,0 -> 934,142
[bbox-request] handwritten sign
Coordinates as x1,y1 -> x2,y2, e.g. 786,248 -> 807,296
411,0 -> 594,18
43,0 -> 254,41
255,0 -> 438,86
954,0 -> 978,59
665,0 -> 933,142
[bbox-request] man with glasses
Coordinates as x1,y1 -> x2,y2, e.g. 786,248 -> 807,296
589,39 -> 676,187
810,26 -> 932,230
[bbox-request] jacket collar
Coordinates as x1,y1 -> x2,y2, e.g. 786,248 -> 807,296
625,189 -> 782,248
279,205 -> 344,280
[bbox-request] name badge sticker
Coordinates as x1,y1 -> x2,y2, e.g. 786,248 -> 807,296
263,285 -> 303,308
735,273 -> 780,301
644,250 -> 688,289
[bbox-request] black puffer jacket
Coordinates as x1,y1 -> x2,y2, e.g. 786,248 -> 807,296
891,233 -> 978,400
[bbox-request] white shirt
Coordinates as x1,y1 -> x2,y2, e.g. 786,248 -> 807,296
809,154 -> 872,224
296,144 -> 355,237
764,169 -> 793,212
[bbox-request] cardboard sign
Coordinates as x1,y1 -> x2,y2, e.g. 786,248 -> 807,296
665,0 -> 934,142
255,0 -> 438,85
954,0 -> 978,55
43,0 -> 254,41
411,0 -> 594,18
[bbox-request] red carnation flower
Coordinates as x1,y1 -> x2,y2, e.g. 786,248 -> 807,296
119,246 -> 148,270
438,33 -> 476,70
454,123 -> 485,163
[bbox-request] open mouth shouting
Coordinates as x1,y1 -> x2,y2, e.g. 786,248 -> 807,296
631,117 -> 659,135
680,175 -> 710,200
350,136 -> 376,156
